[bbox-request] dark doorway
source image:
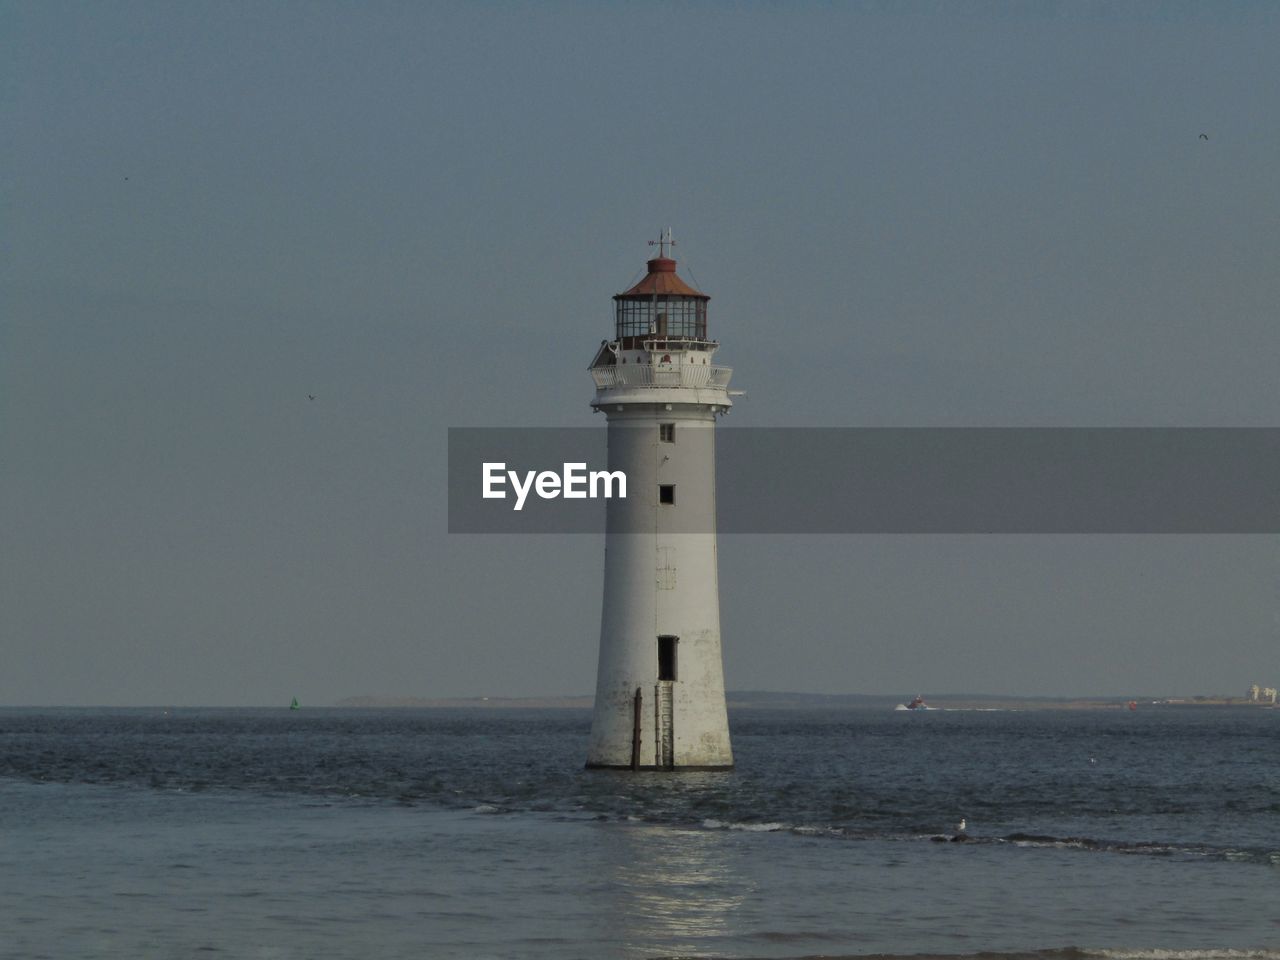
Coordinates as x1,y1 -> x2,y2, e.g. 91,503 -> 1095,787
658,635 -> 678,681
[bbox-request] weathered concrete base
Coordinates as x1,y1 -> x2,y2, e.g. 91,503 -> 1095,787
584,763 -> 735,771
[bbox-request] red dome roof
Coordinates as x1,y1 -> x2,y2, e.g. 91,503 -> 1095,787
615,258 -> 708,299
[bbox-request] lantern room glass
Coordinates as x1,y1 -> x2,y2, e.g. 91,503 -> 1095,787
615,297 -> 707,340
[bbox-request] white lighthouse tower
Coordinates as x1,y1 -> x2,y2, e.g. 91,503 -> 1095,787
586,231 -> 735,770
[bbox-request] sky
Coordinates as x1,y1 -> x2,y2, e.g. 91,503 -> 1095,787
3,1 -> 1278,706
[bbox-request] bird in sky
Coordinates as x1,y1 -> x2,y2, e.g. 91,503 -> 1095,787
1199,133 -> 1209,140
308,394 -> 316,401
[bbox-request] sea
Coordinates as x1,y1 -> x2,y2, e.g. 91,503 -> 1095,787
0,705 -> 1276,960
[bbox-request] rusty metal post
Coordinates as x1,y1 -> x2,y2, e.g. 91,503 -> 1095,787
630,687 -> 642,771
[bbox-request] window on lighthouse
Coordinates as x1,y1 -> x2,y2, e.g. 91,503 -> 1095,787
659,423 -> 675,443
659,484 -> 675,505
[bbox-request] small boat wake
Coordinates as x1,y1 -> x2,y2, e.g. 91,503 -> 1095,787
893,695 -> 1015,712
894,694 -> 937,711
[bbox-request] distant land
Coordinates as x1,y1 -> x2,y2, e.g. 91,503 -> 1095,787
333,691 -> 1277,710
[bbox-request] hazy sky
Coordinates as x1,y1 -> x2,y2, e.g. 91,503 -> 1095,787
4,2 -> 1278,705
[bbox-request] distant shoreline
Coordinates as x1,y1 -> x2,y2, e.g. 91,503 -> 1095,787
332,692 -> 1277,711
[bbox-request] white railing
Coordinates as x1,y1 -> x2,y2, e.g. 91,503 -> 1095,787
591,364 -> 733,390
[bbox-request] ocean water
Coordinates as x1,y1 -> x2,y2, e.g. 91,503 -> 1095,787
0,706 -> 1276,960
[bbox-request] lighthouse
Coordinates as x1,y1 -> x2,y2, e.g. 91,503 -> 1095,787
586,231 -> 735,770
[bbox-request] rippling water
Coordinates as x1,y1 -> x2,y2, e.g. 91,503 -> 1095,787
1,706 -> 1276,958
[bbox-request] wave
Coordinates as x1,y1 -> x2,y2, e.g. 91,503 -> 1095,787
659,951 -> 1280,960
701,818 -> 790,832
994,832 -> 1279,866
679,819 -> 1279,866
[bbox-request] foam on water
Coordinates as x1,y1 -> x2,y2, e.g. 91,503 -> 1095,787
772,953 -> 1280,960
1084,952 -> 1280,960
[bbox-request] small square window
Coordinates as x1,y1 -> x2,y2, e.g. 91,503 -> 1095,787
659,423 -> 675,443
659,485 -> 675,505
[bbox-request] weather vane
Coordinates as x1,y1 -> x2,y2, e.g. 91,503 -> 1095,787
648,227 -> 675,258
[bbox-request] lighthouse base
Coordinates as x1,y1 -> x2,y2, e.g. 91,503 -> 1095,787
584,762 -> 735,771
586,670 -> 734,771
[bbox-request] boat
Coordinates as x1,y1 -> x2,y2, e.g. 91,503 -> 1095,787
894,694 -> 936,711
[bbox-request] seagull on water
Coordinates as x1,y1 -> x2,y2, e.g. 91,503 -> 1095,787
957,817 -> 967,835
